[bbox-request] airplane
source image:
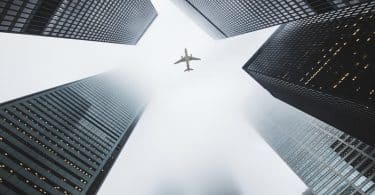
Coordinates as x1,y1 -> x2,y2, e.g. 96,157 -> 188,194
174,48 -> 201,72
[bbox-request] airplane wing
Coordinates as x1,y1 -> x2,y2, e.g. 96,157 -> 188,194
174,58 -> 185,64
189,56 -> 201,61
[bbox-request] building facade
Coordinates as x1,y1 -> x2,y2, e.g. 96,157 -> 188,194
172,0 -> 372,38
0,0 -> 157,44
0,74 -> 145,194
251,99 -> 375,195
244,2 -> 375,145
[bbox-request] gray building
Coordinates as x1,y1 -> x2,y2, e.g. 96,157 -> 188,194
251,99 -> 375,195
0,74 -> 145,194
172,0 -> 371,38
0,0 -> 157,44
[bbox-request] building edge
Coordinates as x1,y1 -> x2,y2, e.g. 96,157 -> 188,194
85,104 -> 147,194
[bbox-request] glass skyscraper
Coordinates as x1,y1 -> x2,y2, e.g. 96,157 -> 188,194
244,2 -> 375,145
171,0 -> 371,38
0,0 -> 157,44
0,74 -> 145,195
251,99 -> 375,195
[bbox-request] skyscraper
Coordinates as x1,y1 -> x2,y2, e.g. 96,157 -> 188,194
0,74 -> 145,194
251,99 -> 375,195
243,3 -> 375,145
172,0 -> 371,38
0,0 -> 157,44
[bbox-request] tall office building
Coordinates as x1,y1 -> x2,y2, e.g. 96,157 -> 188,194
0,74 -> 145,194
251,99 -> 375,195
243,3 -> 375,145
172,0 -> 372,38
0,0 -> 157,44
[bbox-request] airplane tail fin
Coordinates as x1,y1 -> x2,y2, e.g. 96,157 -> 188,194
184,68 -> 194,72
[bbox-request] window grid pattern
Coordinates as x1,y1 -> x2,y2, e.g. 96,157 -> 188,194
0,0 -> 157,45
246,2 -> 374,108
244,2 -> 375,145
0,0 -> 38,32
0,75 -> 144,195
254,102 -> 375,195
173,0 -> 371,38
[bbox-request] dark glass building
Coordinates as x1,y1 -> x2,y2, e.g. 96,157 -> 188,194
243,3 -> 375,146
251,99 -> 375,195
172,0 -> 371,38
0,0 -> 157,44
0,74 -> 145,194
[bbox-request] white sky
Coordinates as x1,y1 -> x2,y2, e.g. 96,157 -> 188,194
0,1 -> 306,194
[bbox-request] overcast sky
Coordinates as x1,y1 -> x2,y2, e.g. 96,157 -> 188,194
0,1 -> 306,194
